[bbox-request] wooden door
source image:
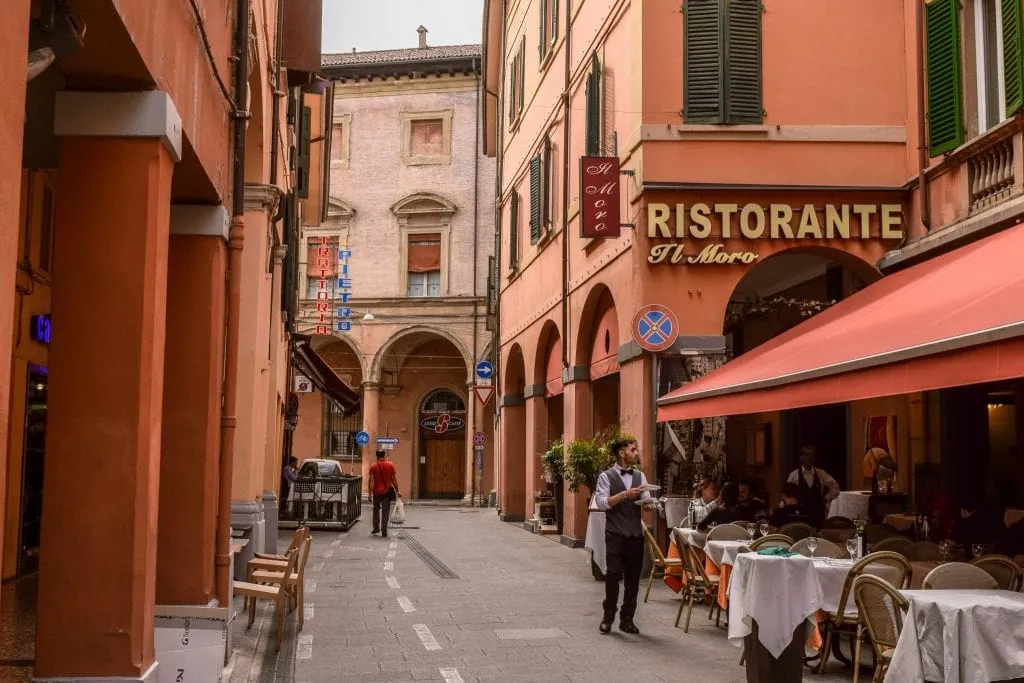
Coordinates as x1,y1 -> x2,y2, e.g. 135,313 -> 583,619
424,439 -> 465,498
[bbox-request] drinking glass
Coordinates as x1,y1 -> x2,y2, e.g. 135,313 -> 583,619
807,537 -> 818,558
759,521 -> 769,538
846,538 -> 858,559
746,522 -> 756,539
972,543 -> 985,559
939,539 -> 953,563
708,522 -> 717,530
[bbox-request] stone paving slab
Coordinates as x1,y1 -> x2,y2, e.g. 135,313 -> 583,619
227,505 -> 856,682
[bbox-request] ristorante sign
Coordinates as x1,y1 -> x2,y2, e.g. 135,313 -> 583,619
646,202 -> 905,265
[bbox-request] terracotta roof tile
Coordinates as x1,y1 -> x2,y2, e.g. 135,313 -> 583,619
322,44 -> 481,68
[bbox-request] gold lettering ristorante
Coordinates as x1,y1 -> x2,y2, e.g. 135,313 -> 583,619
647,203 -> 905,241
648,243 -> 759,265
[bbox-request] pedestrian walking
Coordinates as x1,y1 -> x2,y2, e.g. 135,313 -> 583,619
369,449 -> 400,537
594,437 -> 653,634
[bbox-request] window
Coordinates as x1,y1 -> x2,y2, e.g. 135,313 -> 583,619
585,54 -> 603,155
406,232 -> 442,297
322,397 -> 363,459
683,0 -> 763,125
529,154 -> 542,244
305,234 -> 341,300
542,136 -> 554,229
529,137 -> 555,244
330,113 -> 351,168
975,0 -> 1006,131
539,0 -> 559,63
508,188 -> 520,270
508,38 -> 526,128
402,111 -> 452,165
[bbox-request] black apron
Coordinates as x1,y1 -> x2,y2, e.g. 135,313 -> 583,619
795,469 -> 827,526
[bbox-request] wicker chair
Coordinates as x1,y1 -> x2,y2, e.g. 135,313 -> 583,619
706,523 -> 751,542
853,574 -> 910,683
817,551 -> 912,675
675,542 -> 720,632
778,521 -> 815,542
971,554 -> 1024,591
902,541 -> 943,561
750,534 -> 794,551
792,536 -> 846,559
823,516 -> 856,529
641,522 -> 682,603
922,562 -> 999,590
864,523 -> 901,547
870,536 -> 911,554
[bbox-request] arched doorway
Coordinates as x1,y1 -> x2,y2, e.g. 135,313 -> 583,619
577,285 -> 622,436
419,388 -> 467,499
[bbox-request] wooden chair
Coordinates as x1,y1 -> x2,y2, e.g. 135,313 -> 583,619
253,525 -> 308,562
971,554 -> 1024,591
792,536 -> 845,559
870,536 -> 911,554
250,537 -> 314,629
749,534 -> 794,551
675,543 -> 720,633
817,551 -> 912,676
778,521 -> 815,542
641,522 -> 682,603
706,523 -> 750,542
902,540 -> 943,561
232,548 -> 298,652
922,562 -> 998,590
853,574 -> 910,683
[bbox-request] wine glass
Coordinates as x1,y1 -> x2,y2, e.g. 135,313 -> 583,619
807,536 -> 819,558
759,521 -> 769,538
846,538 -> 858,559
746,522 -> 757,540
939,539 -> 953,563
972,543 -> 985,560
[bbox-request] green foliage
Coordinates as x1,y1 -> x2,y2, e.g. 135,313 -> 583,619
541,438 -> 565,480
563,424 -> 636,494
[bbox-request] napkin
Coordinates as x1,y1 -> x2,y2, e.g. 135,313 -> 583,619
757,547 -> 798,557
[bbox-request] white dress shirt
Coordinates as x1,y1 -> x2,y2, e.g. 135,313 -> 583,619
594,464 -> 652,510
787,466 -> 841,502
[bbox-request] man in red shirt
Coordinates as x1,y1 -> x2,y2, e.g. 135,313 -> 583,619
368,450 -> 400,537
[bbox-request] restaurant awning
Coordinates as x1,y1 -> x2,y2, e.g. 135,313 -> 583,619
657,223 -> 1024,421
293,334 -> 361,415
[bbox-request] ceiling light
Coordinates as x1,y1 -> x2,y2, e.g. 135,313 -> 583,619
363,312 -> 375,321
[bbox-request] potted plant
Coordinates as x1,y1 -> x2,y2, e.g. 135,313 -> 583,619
541,438 -> 564,483
563,425 -> 637,502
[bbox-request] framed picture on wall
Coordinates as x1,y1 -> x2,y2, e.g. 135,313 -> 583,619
745,423 -> 772,466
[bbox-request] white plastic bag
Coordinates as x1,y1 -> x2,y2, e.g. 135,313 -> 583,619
391,498 -> 406,525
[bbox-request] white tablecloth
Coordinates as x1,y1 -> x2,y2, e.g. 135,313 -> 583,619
584,511 -> 607,573
886,590 -> 1024,683
674,527 -> 708,550
727,553 -> 824,659
706,540 -> 750,568
828,491 -> 871,520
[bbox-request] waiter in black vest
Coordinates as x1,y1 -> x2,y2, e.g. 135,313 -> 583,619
786,444 -> 840,527
594,437 -> 653,634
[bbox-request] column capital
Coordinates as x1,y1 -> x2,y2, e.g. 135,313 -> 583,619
271,244 -> 288,264
170,204 -> 230,241
524,384 -> 545,399
561,365 -> 590,385
54,90 -> 183,162
244,183 -> 283,215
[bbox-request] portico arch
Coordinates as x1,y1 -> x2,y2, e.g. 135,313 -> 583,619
499,344 -> 527,520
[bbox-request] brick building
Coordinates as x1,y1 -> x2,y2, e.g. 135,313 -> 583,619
294,30 -> 498,503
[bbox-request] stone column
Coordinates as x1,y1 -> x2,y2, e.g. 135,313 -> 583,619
35,91 -> 179,679
498,393 -> 526,521
262,243 -> 289,555
156,206 -> 229,607
617,350 -> 654,473
362,381 -> 380,498
561,366 -> 592,545
464,381 -> 478,504
524,386 -> 547,521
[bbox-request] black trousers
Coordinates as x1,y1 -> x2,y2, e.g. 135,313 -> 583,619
603,532 -> 644,622
372,493 -> 392,533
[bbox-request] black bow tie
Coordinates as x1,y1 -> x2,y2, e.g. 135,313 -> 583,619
621,467 -> 635,475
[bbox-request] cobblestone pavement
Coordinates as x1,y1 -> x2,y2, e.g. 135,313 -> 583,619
227,505 -> 855,682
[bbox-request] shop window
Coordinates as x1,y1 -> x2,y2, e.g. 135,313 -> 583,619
683,0 -> 763,125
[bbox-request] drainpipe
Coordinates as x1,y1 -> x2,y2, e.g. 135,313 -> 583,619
916,0 -> 931,233
560,0 -> 571,370
269,0 -> 285,186
217,0 -> 250,607
472,57 -> 482,504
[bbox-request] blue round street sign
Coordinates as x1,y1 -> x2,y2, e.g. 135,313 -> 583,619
475,360 -> 494,379
355,431 -> 370,446
631,304 -> 679,353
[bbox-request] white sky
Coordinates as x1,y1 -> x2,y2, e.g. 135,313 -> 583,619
322,0 -> 485,53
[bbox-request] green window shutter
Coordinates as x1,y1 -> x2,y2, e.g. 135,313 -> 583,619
508,67 -> 515,125
518,39 -> 526,115
585,54 -> 601,155
298,105 -> 312,199
925,0 -> 964,156
1003,0 -> 1024,116
539,0 -> 548,58
529,154 -> 542,244
509,189 -> 519,268
724,0 -> 762,124
684,0 -> 724,123
551,0 -> 560,43
542,136 -> 552,225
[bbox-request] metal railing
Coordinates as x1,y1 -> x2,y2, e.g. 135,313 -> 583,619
281,474 -> 362,530
969,136 -> 1015,212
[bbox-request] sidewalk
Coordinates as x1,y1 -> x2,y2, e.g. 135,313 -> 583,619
227,505 -> 853,682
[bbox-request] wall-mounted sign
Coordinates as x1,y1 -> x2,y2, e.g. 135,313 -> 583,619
294,375 -> 312,393
646,202 -> 905,265
30,314 -> 51,346
376,436 -> 399,450
336,248 -> 352,332
421,414 -> 466,434
579,156 -> 621,239
631,305 -> 679,353
472,386 -> 495,406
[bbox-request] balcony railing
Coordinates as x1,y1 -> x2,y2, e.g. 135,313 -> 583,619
968,136 -> 1015,212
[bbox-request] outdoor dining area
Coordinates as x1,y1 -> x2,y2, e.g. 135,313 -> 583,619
639,513 -> 1024,682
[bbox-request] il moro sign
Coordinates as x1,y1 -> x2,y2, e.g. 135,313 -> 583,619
579,156 -> 621,238
646,202 -> 905,265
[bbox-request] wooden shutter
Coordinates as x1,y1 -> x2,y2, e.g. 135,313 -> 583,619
925,0 -> 964,156
298,105 -> 312,198
725,0 -> 762,123
509,189 -> 519,269
542,136 -> 553,226
529,154 -> 542,244
1003,0 -> 1024,116
539,0 -> 548,57
585,54 -> 601,155
518,39 -> 526,116
551,0 -> 560,43
684,0 -> 723,123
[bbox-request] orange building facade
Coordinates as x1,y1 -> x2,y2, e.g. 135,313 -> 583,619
483,0 -> 1024,543
0,0 -> 331,679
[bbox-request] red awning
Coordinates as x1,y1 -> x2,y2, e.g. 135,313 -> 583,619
293,335 -> 361,415
657,223 -> 1024,421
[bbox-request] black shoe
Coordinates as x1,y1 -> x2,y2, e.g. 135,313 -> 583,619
599,620 -> 613,634
382,531 -> 388,538
371,529 -> 380,535
619,619 -> 640,634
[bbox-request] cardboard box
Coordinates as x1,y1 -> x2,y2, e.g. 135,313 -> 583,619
154,605 -> 231,683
